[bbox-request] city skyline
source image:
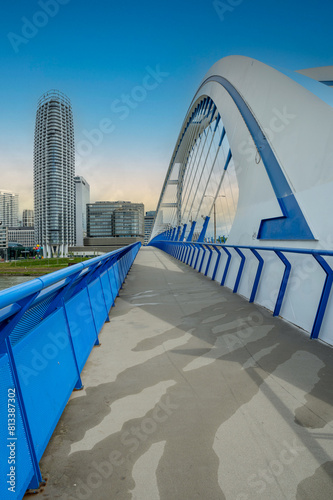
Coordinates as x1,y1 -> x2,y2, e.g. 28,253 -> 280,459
1,0 -> 333,212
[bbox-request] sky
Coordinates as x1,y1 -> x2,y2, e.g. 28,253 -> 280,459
0,0 -> 333,215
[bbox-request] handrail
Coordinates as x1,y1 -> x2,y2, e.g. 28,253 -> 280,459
149,238 -> 333,343
0,242 -> 141,499
210,243 -> 333,257
0,246 -> 130,310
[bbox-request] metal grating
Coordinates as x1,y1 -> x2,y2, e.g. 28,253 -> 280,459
9,293 -> 58,347
0,355 -> 34,499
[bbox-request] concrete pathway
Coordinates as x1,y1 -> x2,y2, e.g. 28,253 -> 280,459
38,247 -> 333,500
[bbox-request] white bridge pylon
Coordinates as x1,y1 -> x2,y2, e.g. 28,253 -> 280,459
149,56 -> 333,347
150,55 -> 333,246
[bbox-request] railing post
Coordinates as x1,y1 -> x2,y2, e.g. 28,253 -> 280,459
197,216 -> 210,243
62,298 -> 84,390
273,251 -> 291,317
204,245 -> 214,276
311,255 -> 333,339
249,249 -> 264,303
221,247 -> 232,286
190,244 -> 198,267
233,247 -> 246,293
186,221 -> 197,242
211,245 -> 222,281
179,224 -> 187,242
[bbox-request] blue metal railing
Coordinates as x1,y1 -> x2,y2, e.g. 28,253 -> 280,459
0,242 -> 140,499
150,237 -> 333,342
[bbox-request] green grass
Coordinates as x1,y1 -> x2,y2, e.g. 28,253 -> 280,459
0,256 -> 92,276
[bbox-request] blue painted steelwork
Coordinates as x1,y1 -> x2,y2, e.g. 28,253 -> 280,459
221,247 -> 232,286
150,236 -> 333,342
190,244 -> 197,267
319,80 -> 333,86
198,245 -> 207,273
193,84 -> 314,241
179,224 -> 187,242
204,245 -> 214,276
194,245 -> 202,270
219,127 -> 226,146
197,216 -> 210,243
180,244 -> 186,262
311,255 -> 333,339
223,149 -> 232,170
186,221 -> 196,242
185,244 -> 194,265
249,249 -> 264,303
211,245 -> 222,281
0,242 -> 140,500
183,245 -> 189,262
233,247 -> 246,293
273,251 -> 291,317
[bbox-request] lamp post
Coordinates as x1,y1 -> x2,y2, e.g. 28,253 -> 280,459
204,194 -> 225,243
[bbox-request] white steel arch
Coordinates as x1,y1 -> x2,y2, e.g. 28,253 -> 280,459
149,56 -> 333,346
151,55 -> 333,247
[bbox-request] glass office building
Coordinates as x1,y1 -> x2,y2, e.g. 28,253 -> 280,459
87,201 -> 144,238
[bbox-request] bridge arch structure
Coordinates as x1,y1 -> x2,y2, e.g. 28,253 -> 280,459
149,55 -> 333,346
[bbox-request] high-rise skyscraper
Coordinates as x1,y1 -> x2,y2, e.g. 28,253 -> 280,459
144,210 -> 156,245
22,209 -> 34,227
74,176 -> 90,246
0,190 -> 19,227
34,90 -> 75,257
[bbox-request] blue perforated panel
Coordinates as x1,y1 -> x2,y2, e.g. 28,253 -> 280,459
14,308 -> 78,459
65,288 -> 97,372
88,279 -> 107,334
0,354 -> 34,499
0,243 -> 141,497
100,272 -> 113,309
10,293 -> 58,347
108,266 -> 119,298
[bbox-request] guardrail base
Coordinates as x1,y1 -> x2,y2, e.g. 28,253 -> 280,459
25,478 -> 47,496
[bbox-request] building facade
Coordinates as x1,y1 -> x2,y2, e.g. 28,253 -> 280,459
7,227 -> 35,247
87,201 -> 144,238
75,176 -> 90,246
22,209 -> 34,227
0,227 -> 7,249
144,210 -> 156,245
0,190 -> 19,227
34,90 -> 75,257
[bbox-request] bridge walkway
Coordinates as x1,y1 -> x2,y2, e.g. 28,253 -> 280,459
39,247 -> 333,500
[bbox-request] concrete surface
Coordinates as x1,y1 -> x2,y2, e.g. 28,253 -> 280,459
38,247 -> 333,500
